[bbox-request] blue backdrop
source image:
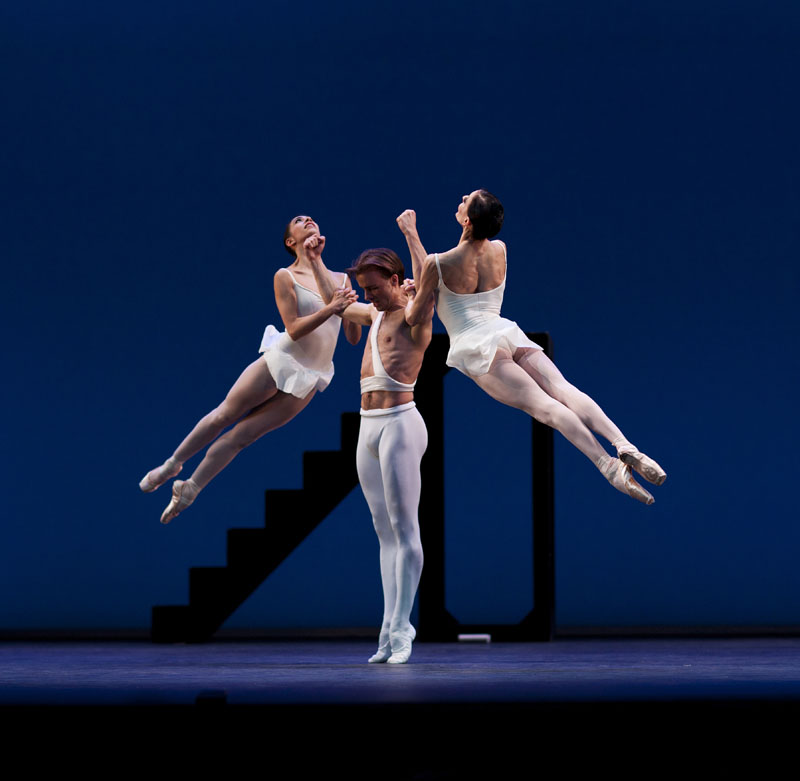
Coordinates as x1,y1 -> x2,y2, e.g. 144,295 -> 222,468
2,0 -> 798,631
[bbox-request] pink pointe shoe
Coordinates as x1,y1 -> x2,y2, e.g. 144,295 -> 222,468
139,457 -> 182,493
617,446 -> 667,486
600,456 -> 654,505
160,479 -> 200,524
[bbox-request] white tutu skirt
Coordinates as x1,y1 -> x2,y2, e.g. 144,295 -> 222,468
259,325 -> 334,399
446,317 -> 543,377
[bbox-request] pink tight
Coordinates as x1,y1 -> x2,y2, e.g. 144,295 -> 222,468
169,357 -> 314,489
472,348 -> 628,467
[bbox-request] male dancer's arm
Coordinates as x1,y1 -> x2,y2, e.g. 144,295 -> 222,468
336,269 -> 363,344
403,263 -> 436,328
306,236 -> 374,327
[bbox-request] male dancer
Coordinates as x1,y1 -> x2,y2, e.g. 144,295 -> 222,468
307,216 -> 433,664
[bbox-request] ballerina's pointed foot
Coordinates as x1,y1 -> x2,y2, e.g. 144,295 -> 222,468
602,457 -> 654,505
387,624 -> 416,665
139,457 -> 182,493
368,632 -> 393,664
617,446 -> 667,486
160,479 -> 200,524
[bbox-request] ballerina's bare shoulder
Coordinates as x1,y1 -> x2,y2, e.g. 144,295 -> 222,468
435,240 -> 507,295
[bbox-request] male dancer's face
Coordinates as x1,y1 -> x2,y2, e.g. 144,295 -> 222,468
356,269 -> 401,312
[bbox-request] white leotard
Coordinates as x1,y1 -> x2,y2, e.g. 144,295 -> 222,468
434,243 -> 542,377
359,311 -> 416,394
259,269 -> 346,399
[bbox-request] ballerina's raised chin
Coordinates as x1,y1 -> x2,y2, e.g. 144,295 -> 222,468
139,215 -> 361,523
400,190 -> 666,503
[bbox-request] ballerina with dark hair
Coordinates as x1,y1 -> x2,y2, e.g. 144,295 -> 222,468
400,192 -> 666,504
139,215 -> 361,523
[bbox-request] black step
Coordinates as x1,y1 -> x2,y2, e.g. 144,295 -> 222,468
151,605 -> 192,643
303,450 -> 351,485
340,411 -> 361,454
226,527 -> 310,571
150,411 -> 373,642
225,528 -> 270,569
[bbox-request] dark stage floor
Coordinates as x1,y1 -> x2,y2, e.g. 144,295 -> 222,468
2,637 -> 798,776
3,636 -> 800,706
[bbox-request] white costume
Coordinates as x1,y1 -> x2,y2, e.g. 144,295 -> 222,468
259,270 -> 347,398
140,270 -> 353,523
434,244 -> 541,377
434,243 -> 666,502
358,312 -> 427,664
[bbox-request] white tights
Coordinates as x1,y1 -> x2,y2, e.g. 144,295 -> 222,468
473,347 -> 630,467
357,402 -> 428,645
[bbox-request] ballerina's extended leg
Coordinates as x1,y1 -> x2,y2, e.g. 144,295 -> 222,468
140,358 -> 278,494
158,389 -> 313,523
474,349 -> 657,504
517,348 -> 667,481
516,349 -> 667,487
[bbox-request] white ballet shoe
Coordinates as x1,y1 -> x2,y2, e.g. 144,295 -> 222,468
387,625 -> 416,665
600,456 -> 654,505
617,446 -> 667,486
139,457 -> 182,493
368,632 -> 393,664
160,479 -> 200,524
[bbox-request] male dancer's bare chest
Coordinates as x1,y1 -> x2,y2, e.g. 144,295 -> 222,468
361,310 -> 417,383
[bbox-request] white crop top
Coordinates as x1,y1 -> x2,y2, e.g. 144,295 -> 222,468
359,311 -> 416,394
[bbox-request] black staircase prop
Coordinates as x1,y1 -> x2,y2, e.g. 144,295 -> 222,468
151,412 -> 361,642
414,332 -> 555,642
151,333 -> 555,643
